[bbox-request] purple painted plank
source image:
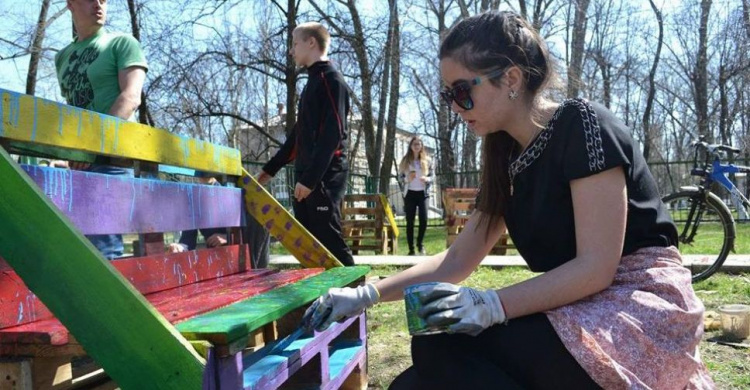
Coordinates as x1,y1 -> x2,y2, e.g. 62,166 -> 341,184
217,353 -> 243,390
203,346 -> 217,390
20,165 -> 242,234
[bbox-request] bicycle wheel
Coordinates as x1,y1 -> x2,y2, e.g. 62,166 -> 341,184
662,189 -> 735,282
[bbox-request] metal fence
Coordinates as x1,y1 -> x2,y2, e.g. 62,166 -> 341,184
243,159 -> 750,227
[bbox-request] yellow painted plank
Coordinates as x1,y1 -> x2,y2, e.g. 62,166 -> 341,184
0,88 -> 241,175
379,194 -> 399,237
238,169 -> 343,269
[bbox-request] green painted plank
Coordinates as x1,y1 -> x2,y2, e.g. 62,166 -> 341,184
0,147 -> 205,390
0,88 -> 242,175
176,266 -> 369,344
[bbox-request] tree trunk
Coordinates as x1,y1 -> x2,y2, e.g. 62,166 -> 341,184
344,1 -> 379,179
375,4 -> 394,193
435,0 -> 456,189
743,0 -> 750,40
285,0 -> 298,137
379,0 -> 400,195
642,0 -> 664,161
694,0 -> 712,140
567,0 -> 590,98
718,65 -> 729,145
26,0 -> 51,95
126,0 -> 154,126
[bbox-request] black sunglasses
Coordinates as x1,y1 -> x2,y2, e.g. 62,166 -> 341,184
440,68 -> 507,110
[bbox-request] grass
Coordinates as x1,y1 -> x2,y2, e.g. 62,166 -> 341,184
363,266 -> 750,389
270,225 -> 748,388
271,222 -> 750,257
669,218 -> 750,256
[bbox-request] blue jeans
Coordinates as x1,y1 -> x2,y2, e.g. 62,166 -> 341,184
85,165 -> 133,260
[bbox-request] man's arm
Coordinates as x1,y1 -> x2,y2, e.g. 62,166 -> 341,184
108,66 -> 146,120
261,123 -> 299,179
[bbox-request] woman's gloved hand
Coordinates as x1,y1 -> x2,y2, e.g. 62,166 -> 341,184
417,283 -> 506,336
302,284 -> 380,332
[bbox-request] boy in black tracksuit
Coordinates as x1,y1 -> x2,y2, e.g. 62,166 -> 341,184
259,22 -> 354,266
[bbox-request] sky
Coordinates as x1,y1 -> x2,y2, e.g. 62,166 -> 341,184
0,0 -> 712,136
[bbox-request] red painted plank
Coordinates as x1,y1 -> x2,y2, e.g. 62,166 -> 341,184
0,270 -> 55,328
0,269 -> 322,347
113,245 -> 250,295
0,245 -> 250,329
20,165 -> 242,234
0,318 -> 70,345
152,268 -> 321,323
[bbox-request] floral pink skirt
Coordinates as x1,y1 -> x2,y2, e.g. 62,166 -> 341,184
546,246 -> 715,389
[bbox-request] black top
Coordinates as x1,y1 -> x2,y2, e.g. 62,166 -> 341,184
263,61 -> 350,189
500,99 -> 677,272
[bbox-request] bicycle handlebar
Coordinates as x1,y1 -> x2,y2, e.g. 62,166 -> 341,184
691,139 -> 741,155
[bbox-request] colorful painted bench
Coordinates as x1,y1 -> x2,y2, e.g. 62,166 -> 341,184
442,188 -> 514,255
341,194 -> 399,255
0,88 -> 369,389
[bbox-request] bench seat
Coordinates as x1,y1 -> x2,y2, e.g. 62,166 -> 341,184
0,266 -> 321,350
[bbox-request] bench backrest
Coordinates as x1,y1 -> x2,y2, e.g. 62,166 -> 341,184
0,88 -> 249,388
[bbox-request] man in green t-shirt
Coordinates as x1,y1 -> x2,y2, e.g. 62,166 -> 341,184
56,0 -> 148,119
54,0 -> 149,259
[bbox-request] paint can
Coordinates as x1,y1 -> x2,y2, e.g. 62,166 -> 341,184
404,282 -> 449,336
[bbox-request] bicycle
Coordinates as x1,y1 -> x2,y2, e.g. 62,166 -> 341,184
661,137 -> 750,282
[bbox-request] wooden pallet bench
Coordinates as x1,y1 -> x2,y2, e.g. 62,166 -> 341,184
0,88 -> 369,390
341,194 -> 399,255
442,188 -> 514,255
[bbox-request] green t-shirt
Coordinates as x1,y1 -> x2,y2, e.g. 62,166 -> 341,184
54,28 -> 148,116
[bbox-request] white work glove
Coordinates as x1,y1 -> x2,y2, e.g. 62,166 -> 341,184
302,284 -> 380,332
418,283 -> 506,336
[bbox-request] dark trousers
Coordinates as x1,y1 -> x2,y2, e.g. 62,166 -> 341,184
243,212 -> 270,269
292,170 -> 354,266
404,190 -> 427,252
388,313 -> 600,390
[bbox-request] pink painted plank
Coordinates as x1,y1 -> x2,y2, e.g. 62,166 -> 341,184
20,164 -> 242,234
0,245 -> 250,329
0,269 -> 321,347
0,256 -> 9,271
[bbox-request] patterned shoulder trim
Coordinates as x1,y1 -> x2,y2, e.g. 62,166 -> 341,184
508,99 -> 567,182
568,98 -> 605,172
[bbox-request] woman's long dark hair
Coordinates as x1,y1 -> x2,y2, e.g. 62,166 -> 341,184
439,10 -> 554,233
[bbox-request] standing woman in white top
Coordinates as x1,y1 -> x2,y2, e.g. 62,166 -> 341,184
398,136 -> 434,255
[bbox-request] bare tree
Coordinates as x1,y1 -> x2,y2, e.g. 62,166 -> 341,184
641,0 -> 664,160
567,0 -> 590,98
309,0 -> 384,182
24,1 -> 67,95
694,0 -> 712,139
126,0 -> 157,126
379,0 -> 401,194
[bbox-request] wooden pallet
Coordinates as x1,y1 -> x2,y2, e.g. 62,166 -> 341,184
341,194 -> 399,255
442,188 -> 514,255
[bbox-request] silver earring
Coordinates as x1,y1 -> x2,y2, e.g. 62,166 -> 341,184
508,89 -> 518,101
